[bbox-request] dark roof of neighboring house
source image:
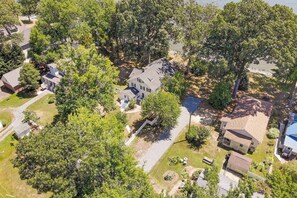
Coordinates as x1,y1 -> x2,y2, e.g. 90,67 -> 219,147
227,151 -> 252,174
221,96 -> 272,143
14,122 -> 31,139
1,67 -> 22,87
128,58 -> 176,91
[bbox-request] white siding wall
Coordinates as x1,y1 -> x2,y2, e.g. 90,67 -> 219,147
129,79 -> 152,98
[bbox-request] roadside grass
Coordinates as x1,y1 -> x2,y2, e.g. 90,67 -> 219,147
27,94 -> 58,126
0,133 -> 50,198
0,111 -> 13,132
0,91 -> 36,108
149,125 -> 228,191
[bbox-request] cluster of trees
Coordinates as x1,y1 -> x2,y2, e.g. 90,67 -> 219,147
14,108 -> 154,197
186,125 -> 210,148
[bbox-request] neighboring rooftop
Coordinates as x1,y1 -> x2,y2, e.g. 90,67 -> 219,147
227,151 -> 252,174
14,122 -> 31,139
221,96 -> 273,143
283,113 -> 297,153
128,58 -> 176,91
1,67 -> 22,87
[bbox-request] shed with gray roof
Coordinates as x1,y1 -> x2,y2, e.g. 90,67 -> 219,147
14,122 -> 31,139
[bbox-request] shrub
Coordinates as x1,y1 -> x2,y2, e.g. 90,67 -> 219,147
127,99 -> 136,110
191,59 -> 208,76
267,128 -> 279,139
48,95 -> 55,104
186,126 -> 210,148
209,81 -> 232,110
164,174 -> 173,181
192,170 -> 202,180
168,156 -> 180,166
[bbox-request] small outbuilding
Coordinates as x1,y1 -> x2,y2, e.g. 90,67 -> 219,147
1,67 -> 22,92
226,151 -> 252,175
14,122 -> 31,139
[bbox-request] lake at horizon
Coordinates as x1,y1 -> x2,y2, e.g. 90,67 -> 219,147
197,0 -> 297,13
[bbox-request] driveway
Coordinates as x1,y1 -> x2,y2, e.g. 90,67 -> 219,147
0,90 -> 50,142
137,96 -> 202,172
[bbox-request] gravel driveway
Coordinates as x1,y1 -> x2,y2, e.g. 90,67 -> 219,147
137,97 -> 201,172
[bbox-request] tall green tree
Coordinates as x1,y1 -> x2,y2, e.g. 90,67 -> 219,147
141,91 -> 181,128
19,0 -> 40,22
203,0 -> 273,98
0,0 -> 22,43
19,63 -> 41,91
177,0 -> 218,70
208,81 -> 232,110
0,43 -> 25,77
55,45 -> 118,119
14,108 -> 154,197
163,71 -> 187,98
115,0 -> 181,64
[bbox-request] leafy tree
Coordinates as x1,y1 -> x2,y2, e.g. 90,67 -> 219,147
203,0 -> 274,98
204,166 -> 219,191
141,91 -> 181,128
19,0 -> 40,22
127,98 -> 136,110
186,125 -> 210,148
267,161 -> 297,198
0,43 -> 25,78
183,180 -> 215,198
115,0 -> 180,64
267,128 -> 280,139
227,177 -> 256,198
14,108 -> 154,197
55,45 -> 118,119
19,63 -> 40,91
23,110 -> 39,123
163,71 -> 187,98
209,81 -> 232,110
0,0 -> 22,43
177,0 -> 218,71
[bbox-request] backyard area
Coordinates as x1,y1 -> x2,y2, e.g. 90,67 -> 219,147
0,134 -> 50,198
26,94 -> 58,126
0,91 -> 36,108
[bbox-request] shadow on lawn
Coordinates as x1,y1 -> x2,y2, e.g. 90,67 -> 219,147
137,125 -> 170,143
16,90 -> 37,99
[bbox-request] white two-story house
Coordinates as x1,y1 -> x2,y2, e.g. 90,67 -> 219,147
120,58 -> 176,102
41,63 -> 64,92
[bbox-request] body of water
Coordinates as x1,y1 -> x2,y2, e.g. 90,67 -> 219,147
197,0 -> 296,13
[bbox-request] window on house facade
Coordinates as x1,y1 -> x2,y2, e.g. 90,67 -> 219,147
146,88 -> 151,92
140,85 -> 142,90
240,144 -> 243,147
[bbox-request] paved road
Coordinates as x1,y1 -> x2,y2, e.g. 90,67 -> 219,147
137,97 -> 201,172
0,90 -> 50,142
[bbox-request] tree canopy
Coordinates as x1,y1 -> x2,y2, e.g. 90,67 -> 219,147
14,108 -> 154,197
163,71 -> 187,98
141,91 -> 181,128
19,63 -> 41,91
19,0 -> 40,21
55,45 -> 118,119
0,43 -> 25,78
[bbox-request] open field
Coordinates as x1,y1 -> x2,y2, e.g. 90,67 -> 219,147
0,134 -> 50,198
27,94 -> 58,126
0,111 -> 13,132
0,91 -> 36,108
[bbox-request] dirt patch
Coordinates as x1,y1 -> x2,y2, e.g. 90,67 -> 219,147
163,170 -> 179,184
131,137 -> 153,159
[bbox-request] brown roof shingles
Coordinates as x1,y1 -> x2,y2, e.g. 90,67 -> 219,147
227,151 -> 252,174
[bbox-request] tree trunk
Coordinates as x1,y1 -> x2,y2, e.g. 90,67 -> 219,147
232,78 -> 241,99
289,80 -> 297,99
28,15 -> 31,23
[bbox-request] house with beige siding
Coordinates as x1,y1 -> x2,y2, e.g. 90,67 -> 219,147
120,58 -> 176,102
220,97 -> 272,154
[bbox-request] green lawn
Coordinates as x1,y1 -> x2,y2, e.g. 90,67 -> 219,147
0,91 -> 36,108
0,133 -> 50,198
0,111 -> 13,131
27,94 -> 58,126
149,126 -> 228,191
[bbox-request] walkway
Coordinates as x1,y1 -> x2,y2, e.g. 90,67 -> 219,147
0,90 -> 50,142
137,97 -> 201,172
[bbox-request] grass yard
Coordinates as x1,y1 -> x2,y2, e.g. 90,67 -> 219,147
0,133 -> 50,198
0,111 -> 13,132
149,125 -> 228,191
27,94 -> 58,126
0,91 -> 36,108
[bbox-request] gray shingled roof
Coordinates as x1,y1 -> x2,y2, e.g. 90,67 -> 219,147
14,122 -> 31,139
128,58 -> 176,91
1,67 -> 22,87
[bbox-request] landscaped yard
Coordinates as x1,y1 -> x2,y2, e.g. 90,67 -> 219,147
0,133 -> 50,198
149,124 -> 228,192
0,91 -> 36,108
27,94 -> 58,126
0,111 -> 13,132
